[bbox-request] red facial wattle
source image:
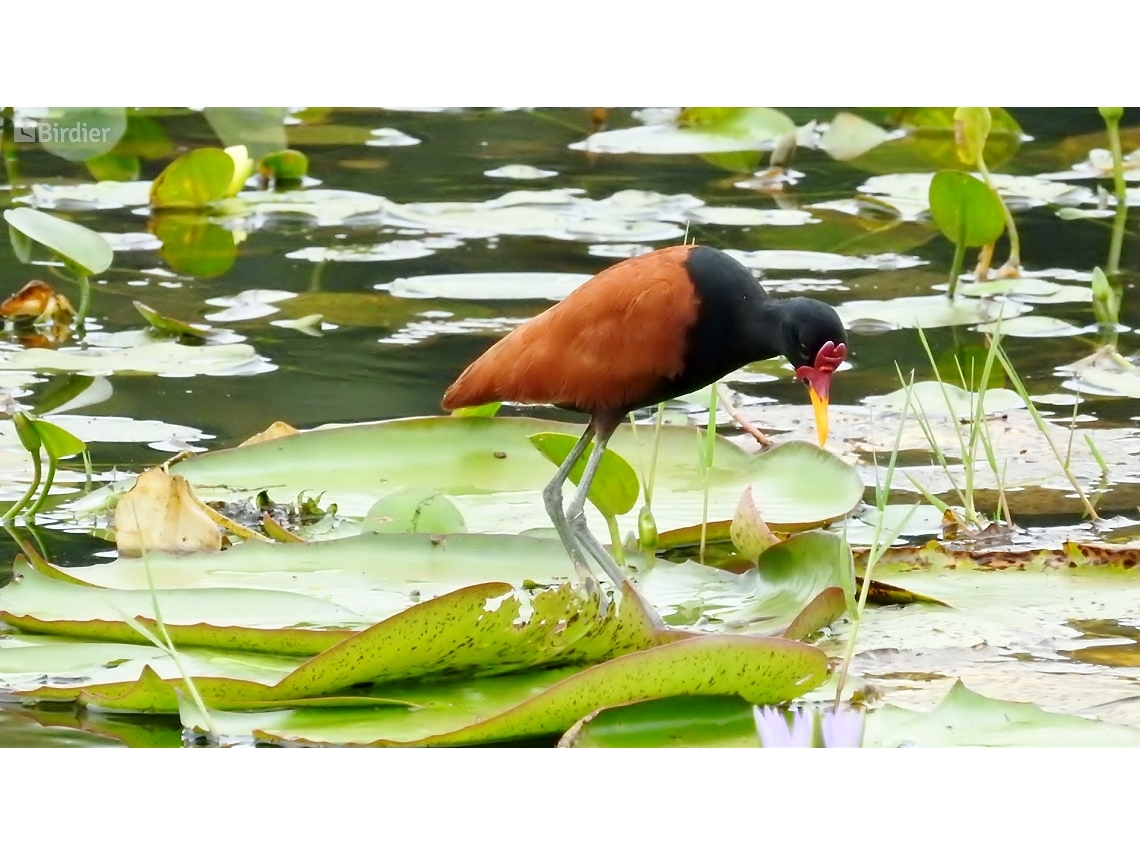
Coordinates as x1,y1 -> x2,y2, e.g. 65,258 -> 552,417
794,341 -> 846,446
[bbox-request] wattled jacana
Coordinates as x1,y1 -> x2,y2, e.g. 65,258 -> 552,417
442,244 -> 848,591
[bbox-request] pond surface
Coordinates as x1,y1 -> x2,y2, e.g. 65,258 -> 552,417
1,107 -> 1138,747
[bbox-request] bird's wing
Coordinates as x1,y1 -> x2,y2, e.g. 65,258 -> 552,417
442,246 -> 700,412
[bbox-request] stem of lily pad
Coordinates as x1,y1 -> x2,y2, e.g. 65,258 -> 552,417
3,452 -> 42,521
605,514 -> 624,566
0,107 -> 22,190
76,273 -> 90,327
947,240 -> 966,300
977,154 -> 1021,274
25,456 -> 57,517
1103,109 -> 1128,207
1108,201 -> 1127,278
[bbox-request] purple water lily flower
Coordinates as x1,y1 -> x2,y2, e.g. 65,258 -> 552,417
753,705 -> 865,748
820,706 -> 865,748
753,706 -> 813,747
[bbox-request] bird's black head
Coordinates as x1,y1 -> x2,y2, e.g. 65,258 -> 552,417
777,297 -> 848,371
776,297 -> 848,446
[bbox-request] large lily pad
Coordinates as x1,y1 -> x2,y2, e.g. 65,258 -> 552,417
181,634 -> 829,746
73,417 -> 865,538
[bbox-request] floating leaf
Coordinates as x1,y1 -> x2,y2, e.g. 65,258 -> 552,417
863,381 -> 1026,418
376,272 -> 591,301
484,164 -> 558,180
149,148 -> 235,210
133,301 -> 214,341
0,338 -> 273,377
928,170 -> 1006,248
3,208 -> 113,275
865,681 -> 1140,747
529,432 -> 640,517
819,112 -> 893,161
740,442 -> 863,530
838,294 -> 1026,330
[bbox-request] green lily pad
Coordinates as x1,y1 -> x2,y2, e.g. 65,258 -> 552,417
928,170 -> 1007,248
3,208 -> 113,275
957,277 -> 1059,298
182,633 -> 828,746
133,301 -> 215,340
741,442 -> 864,529
561,694 -> 759,747
0,559 -> 363,655
75,417 -> 783,534
150,148 -> 235,210
529,432 -> 640,517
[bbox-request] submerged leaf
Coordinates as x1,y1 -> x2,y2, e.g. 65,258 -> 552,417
363,488 -> 466,534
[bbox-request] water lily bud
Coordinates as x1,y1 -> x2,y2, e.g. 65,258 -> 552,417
637,505 -> 658,552
1098,107 -> 1124,123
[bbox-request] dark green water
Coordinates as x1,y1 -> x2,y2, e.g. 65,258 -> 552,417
0,107 -> 1136,746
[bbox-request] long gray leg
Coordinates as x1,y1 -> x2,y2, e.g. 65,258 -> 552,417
542,422 -> 594,582
564,420 -> 629,589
